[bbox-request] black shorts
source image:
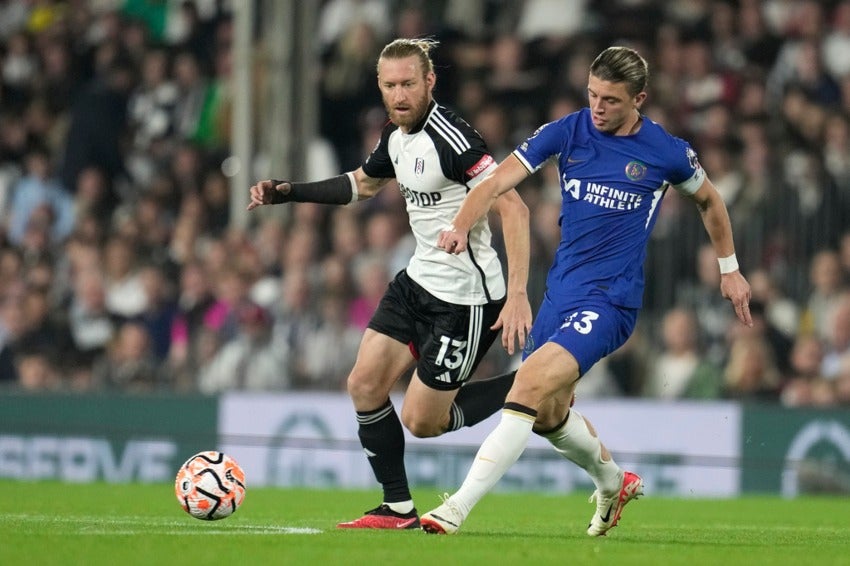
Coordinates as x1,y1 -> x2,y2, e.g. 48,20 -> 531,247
368,270 -> 506,391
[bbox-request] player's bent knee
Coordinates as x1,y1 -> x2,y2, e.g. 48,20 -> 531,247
346,369 -> 389,405
506,370 -> 550,405
401,413 -> 443,438
509,348 -> 579,407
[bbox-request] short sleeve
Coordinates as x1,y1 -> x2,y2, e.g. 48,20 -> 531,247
513,121 -> 565,173
361,124 -> 396,179
667,139 -> 706,196
449,139 -> 496,188
426,107 -> 497,187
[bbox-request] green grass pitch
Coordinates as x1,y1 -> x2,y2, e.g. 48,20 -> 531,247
2,480 -> 848,566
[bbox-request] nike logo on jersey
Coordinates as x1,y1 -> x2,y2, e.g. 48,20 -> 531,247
567,156 -> 586,163
363,448 -> 377,457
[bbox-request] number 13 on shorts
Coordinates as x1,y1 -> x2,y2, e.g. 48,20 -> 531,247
435,336 -> 467,369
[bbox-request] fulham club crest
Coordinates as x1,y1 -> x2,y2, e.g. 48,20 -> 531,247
415,157 -> 425,177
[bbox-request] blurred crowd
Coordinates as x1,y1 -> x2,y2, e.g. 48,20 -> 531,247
0,0 -> 849,407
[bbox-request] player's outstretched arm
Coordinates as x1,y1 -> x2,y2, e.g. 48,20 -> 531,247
438,155 -> 530,254
491,188 -> 532,355
689,178 -> 753,327
247,168 -> 390,210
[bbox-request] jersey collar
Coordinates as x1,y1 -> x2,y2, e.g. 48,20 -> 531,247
407,100 -> 437,134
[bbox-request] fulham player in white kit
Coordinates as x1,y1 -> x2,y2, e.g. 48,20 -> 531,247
248,38 -> 532,529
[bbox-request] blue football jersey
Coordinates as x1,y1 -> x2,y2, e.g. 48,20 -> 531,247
513,108 -> 705,308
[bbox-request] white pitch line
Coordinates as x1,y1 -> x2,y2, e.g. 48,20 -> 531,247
2,514 -> 322,535
76,527 -> 323,536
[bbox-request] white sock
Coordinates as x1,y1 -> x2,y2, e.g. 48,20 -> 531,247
450,408 -> 535,516
385,500 -> 414,514
541,409 -> 622,494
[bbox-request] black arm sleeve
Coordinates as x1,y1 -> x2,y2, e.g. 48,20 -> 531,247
270,174 -> 353,205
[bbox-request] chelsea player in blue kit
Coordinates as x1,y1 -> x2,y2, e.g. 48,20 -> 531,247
421,46 -> 753,536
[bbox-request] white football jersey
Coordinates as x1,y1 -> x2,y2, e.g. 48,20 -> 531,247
362,101 -> 506,305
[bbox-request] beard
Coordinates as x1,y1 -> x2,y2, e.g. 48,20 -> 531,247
384,92 -> 430,130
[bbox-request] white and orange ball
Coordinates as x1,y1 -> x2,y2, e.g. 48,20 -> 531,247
175,451 -> 246,520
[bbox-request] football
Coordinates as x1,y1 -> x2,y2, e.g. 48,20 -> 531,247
174,451 -> 246,520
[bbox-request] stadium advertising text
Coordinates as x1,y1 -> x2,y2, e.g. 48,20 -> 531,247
0,393 -> 218,483
0,435 -> 176,482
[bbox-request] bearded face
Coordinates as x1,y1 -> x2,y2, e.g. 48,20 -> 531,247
377,56 -> 435,132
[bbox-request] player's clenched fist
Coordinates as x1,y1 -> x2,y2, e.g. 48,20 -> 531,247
247,179 -> 290,210
437,226 -> 467,254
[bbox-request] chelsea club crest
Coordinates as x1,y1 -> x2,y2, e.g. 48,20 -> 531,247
624,160 -> 647,181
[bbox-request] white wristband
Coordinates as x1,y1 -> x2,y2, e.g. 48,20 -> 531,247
718,253 -> 739,274
345,171 -> 359,204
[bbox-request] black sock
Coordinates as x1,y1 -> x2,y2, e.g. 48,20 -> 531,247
356,399 -> 411,504
447,370 -> 516,431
